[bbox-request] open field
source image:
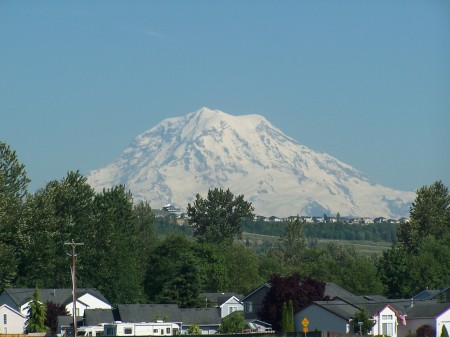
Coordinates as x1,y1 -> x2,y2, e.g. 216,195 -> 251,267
242,232 -> 391,256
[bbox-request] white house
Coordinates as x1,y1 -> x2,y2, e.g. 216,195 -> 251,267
397,302 -> 450,337
369,304 -> 401,337
219,295 -> 243,318
0,304 -> 26,334
200,293 -> 244,318
294,298 -> 404,337
0,288 -> 112,333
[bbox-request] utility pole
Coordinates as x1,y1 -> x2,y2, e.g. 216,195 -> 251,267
65,240 -> 84,337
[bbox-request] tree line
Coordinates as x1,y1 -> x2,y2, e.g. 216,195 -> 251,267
1,140 -> 449,311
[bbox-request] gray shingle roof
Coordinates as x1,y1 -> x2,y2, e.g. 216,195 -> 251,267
84,309 -> 116,326
179,308 -> 221,325
199,293 -> 243,307
312,300 -> 359,320
1,288 -> 110,308
324,283 -> 356,299
117,304 -> 182,323
405,301 -> 450,318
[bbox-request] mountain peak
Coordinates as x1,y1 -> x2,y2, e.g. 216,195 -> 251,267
88,108 -> 414,218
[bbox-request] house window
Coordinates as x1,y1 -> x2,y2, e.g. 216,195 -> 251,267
106,328 -> 115,335
244,302 -> 253,313
229,306 -> 238,314
3,314 -> 6,324
382,323 -> 393,337
382,315 -> 393,320
124,328 -> 132,335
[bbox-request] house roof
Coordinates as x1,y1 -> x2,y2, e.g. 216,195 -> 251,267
0,303 -> 25,317
311,300 -> 359,320
115,304 -> 221,327
324,283 -> 356,299
242,284 -> 271,301
2,288 -> 110,307
413,288 -> 441,301
199,293 -> 243,307
116,304 -> 182,323
179,308 -> 221,326
84,308 -> 117,326
405,301 -> 450,318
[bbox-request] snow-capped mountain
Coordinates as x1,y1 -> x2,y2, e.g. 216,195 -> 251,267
87,107 -> 415,218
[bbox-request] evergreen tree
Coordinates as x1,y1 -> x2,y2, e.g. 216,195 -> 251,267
0,141 -> 29,290
25,287 -> 49,333
281,302 -> 289,332
441,324 -> 449,337
287,300 -> 294,332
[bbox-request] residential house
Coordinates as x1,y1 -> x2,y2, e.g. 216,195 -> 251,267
0,288 -> 112,317
0,288 -> 112,335
200,292 -> 244,318
116,304 -> 182,324
294,297 -> 403,337
83,308 -> 117,327
242,282 -> 355,323
179,308 -> 221,334
242,283 -> 270,321
397,300 -> 450,337
113,304 -> 221,335
0,304 -> 26,334
413,284 -> 450,303
294,300 -> 356,334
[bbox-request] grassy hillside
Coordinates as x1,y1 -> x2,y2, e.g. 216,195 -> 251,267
242,232 -> 391,256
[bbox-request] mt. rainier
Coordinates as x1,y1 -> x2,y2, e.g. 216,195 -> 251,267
87,107 -> 415,218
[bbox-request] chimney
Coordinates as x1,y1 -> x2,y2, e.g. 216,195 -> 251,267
410,298 -> 414,307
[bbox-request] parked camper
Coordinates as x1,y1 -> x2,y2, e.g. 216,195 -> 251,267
103,322 -> 180,336
77,325 -> 104,337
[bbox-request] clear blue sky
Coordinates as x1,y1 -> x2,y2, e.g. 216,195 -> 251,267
1,1 -> 449,193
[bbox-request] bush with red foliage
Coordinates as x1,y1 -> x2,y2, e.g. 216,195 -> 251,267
258,273 -> 325,331
416,324 -> 436,337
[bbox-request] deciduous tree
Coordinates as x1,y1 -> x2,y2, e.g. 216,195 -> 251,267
187,188 -> 254,244
45,301 -> 68,335
398,181 -> 450,253
279,216 -> 306,268
352,308 -> 375,335
259,273 -> 325,331
218,311 -> 247,333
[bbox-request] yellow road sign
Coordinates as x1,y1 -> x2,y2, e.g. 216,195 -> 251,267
303,327 -> 308,333
302,317 -> 309,327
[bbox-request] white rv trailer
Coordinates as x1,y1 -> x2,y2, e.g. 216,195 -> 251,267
102,322 -> 180,336
77,325 -> 105,337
